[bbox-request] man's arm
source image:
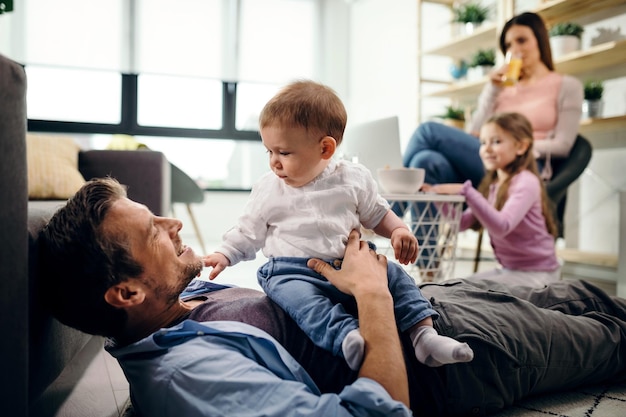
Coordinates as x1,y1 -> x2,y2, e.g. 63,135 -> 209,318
307,229 -> 410,407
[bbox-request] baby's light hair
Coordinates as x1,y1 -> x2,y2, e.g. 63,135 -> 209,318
259,80 -> 347,145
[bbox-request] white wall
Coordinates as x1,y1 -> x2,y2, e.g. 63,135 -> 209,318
343,0 -> 418,150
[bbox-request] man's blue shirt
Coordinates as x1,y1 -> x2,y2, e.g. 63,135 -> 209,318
108,319 -> 412,416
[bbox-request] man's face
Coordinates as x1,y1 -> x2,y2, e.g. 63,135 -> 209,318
103,198 -> 203,304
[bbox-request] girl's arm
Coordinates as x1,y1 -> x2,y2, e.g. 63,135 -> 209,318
424,183 -> 476,231
461,173 -> 540,237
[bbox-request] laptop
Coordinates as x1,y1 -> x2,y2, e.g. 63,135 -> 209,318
340,116 -> 404,182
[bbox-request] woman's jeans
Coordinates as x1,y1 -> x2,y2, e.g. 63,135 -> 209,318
394,122 -> 484,266
258,256 -> 438,358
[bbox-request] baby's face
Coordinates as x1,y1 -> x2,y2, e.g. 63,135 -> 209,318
261,124 -> 328,188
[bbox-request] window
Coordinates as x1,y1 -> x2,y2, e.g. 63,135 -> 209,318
20,0 -> 319,190
137,74 -> 223,129
26,66 -> 122,124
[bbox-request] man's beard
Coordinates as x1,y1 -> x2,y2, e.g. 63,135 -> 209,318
160,259 -> 204,306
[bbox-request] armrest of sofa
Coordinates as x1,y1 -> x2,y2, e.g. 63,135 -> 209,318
0,53 -> 29,417
78,150 -> 171,216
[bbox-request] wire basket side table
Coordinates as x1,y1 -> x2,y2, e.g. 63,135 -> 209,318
374,193 -> 465,282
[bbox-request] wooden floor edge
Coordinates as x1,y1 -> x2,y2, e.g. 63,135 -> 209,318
557,248 -> 618,268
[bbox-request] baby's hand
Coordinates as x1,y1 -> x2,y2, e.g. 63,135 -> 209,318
203,253 -> 230,280
390,228 -> 418,265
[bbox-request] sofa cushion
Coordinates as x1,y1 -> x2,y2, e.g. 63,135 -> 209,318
27,134 -> 86,199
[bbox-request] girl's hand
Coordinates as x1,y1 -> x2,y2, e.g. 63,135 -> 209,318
427,183 -> 464,195
203,253 -> 230,280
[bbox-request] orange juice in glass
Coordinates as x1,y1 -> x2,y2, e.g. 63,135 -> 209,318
502,51 -> 522,86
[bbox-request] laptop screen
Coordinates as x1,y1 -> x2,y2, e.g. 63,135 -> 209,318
340,116 -> 403,182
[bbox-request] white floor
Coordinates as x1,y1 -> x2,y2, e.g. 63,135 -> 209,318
47,193 -> 617,417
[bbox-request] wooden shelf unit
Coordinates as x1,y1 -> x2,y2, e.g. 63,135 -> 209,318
418,0 -> 626,134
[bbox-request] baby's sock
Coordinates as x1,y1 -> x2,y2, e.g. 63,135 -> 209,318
410,325 -> 474,367
342,328 -> 365,371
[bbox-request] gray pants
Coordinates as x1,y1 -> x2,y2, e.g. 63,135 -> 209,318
419,279 -> 626,416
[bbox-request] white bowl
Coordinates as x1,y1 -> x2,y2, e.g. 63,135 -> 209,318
377,167 -> 425,194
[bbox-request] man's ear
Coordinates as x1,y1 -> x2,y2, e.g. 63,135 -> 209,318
320,136 -> 337,160
104,281 -> 146,308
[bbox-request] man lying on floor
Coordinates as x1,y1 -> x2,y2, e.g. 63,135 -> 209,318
39,178 -> 626,417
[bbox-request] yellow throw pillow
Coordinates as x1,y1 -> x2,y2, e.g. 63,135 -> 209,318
26,134 -> 86,199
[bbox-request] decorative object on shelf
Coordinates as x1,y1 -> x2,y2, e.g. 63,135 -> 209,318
590,27 -> 625,46
452,1 -> 490,36
549,22 -> 584,59
449,59 -> 468,80
467,48 -> 495,81
437,105 -> 466,129
582,79 -> 604,119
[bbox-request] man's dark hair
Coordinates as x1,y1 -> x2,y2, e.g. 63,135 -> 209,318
39,177 -> 143,337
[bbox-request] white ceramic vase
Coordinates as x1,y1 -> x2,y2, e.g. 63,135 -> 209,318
550,36 -> 581,59
582,100 -> 603,119
466,65 -> 492,81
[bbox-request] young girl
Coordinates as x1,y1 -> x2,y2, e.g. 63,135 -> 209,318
428,112 -> 560,286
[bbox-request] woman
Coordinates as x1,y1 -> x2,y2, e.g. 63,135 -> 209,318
403,11 -> 583,188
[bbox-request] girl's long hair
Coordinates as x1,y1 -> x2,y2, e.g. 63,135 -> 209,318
470,112 -> 557,237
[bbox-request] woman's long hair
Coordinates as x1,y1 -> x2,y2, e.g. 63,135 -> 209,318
470,112 -> 557,237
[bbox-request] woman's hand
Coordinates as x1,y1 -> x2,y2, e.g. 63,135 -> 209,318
488,63 -> 508,87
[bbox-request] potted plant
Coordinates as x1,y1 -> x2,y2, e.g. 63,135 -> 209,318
467,48 -> 495,81
0,0 -> 13,14
549,22 -> 584,58
452,2 -> 490,36
582,79 -> 604,119
438,105 -> 466,129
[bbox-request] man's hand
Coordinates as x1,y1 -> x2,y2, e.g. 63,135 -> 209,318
307,229 -> 389,298
203,253 -> 230,280
307,229 -> 410,407
390,228 -> 418,265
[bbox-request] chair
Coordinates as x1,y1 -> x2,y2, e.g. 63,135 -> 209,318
170,162 -> 207,254
545,134 -> 593,238
473,134 -> 593,272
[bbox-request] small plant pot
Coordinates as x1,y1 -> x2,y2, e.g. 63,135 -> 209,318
467,65 -> 492,81
461,22 -> 482,36
550,35 -> 581,59
582,99 -> 603,119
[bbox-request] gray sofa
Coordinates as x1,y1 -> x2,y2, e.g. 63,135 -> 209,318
0,53 -> 171,416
